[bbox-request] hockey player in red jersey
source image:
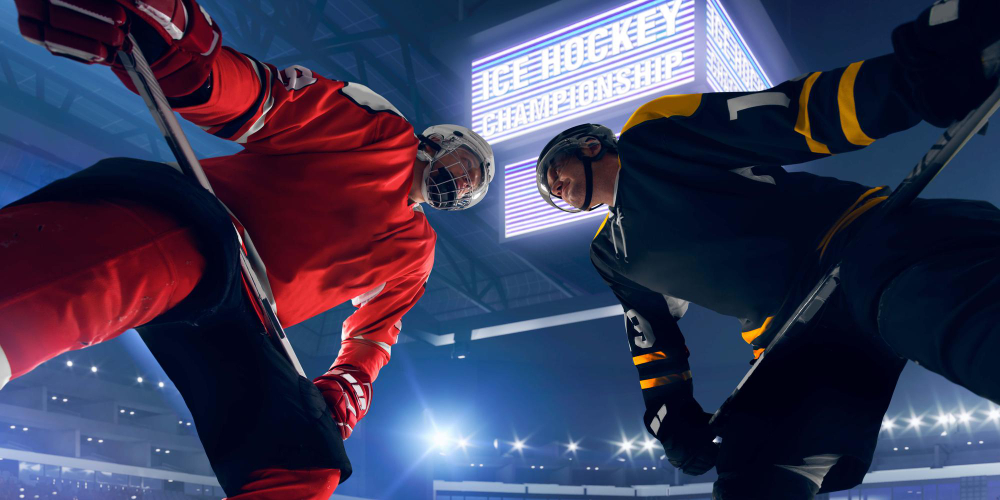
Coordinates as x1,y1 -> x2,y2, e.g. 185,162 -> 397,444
2,0 -> 495,498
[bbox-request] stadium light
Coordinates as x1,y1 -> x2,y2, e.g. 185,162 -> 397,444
987,408 -> 1000,421
513,439 -> 526,451
907,417 -> 923,429
958,411 -> 973,423
158,382 -> 165,388
567,441 -> 579,452
617,438 -> 634,453
137,377 -> 143,383
642,437 -> 657,452
457,437 -> 469,449
433,432 -> 450,449
90,366 -> 97,373
66,361 -> 72,367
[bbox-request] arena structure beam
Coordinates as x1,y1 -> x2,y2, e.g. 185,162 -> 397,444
0,43 -> 164,162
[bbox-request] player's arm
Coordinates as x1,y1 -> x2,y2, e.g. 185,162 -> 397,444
619,54 -> 924,169
313,270 -> 428,440
158,48 -> 416,155
619,0 -> 999,169
597,261 -> 717,475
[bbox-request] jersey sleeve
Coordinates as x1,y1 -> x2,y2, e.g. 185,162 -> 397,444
332,270 -> 429,381
171,47 -> 415,155
619,54 -> 923,168
606,274 -> 696,408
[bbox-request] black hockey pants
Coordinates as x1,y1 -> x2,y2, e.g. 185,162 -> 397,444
713,196 -> 1000,498
840,197 -> 1000,405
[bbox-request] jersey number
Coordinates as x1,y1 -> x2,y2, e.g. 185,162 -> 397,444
626,309 -> 656,348
282,65 -> 318,91
726,92 -> 790,120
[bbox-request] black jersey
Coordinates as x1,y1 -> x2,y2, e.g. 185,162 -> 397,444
590,53 -> 923,410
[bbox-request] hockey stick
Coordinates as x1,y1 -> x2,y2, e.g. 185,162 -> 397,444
116,36 -> 307,378
710,82 -> 1000,431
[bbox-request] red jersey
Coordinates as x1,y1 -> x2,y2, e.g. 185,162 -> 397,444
172,47 -> 434,367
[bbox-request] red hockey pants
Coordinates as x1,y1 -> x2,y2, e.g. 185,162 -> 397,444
0,199 -> 341,499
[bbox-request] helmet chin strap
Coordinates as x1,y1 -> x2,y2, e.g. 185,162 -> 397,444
575,147 -> 606,212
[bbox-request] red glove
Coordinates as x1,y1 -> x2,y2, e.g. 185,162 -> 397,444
15,0 -> 221,96
313,365 -> 373,440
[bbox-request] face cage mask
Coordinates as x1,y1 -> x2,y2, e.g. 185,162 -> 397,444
538,136 -> 606,213
417,137 -> 485,211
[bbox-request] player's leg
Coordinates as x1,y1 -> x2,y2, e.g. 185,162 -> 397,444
228,468 -> 342,499
713,464 -> 821,500
0,198 -> 205,385
876,244 -> 1000,403
714,296 -> 904,496
839,197 -> 1000,404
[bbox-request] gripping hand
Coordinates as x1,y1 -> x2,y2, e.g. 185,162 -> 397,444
313,365 -> 373,440
16,0 -> 221,95
645,398 -> 719,475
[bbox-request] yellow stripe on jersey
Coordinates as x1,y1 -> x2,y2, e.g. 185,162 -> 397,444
621,94 -> 703,135
816,186 -> 884,256
640,371 -> 692,389
838,61 -> 876,146
818,195 -> 887,259
741,316 -> 773,345
794,72 -> 832,155
594,212 -> 611,240
633,351 -> 668,365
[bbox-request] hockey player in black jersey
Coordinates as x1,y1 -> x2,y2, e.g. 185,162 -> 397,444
535,0 -> 1000,498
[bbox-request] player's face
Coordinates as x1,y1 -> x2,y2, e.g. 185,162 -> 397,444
437,146 -> 484,197
546,157 -> 588,209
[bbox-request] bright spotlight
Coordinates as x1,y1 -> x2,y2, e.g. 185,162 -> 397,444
136,377 -> 143,383
881,418 -> 895,430
433,432 -> 450,449
958,411 -> 973,423
90,366 -> 97,373
66,361 -> 73,367
158,382 -> 165,388
907,417 -> 923,429
567,441 -> 578,452
61,398 -> 67,403
642,438 -> 657,451
457,438 -> 469,449
513,439 -> 525,451
618,438 -> 634,453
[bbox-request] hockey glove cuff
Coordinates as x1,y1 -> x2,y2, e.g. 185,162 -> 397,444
892,0 -> 1000,127
645,397 -> 719,476
314,365 -> 373,441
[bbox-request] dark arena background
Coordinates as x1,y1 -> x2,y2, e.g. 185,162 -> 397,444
2,0 -> 1000,499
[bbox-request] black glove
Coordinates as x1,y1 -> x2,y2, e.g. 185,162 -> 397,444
645,398 -> 719,476
892,0 -> 1000,127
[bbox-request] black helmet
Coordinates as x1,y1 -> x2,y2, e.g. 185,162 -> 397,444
536,124 -> 617,213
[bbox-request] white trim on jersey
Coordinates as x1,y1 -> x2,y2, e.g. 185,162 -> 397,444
340,82 -> 403,117
352,282 -> 387,307
664,295 -> 690,319
0,342 -> 12,390
235,56 -> 275,144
